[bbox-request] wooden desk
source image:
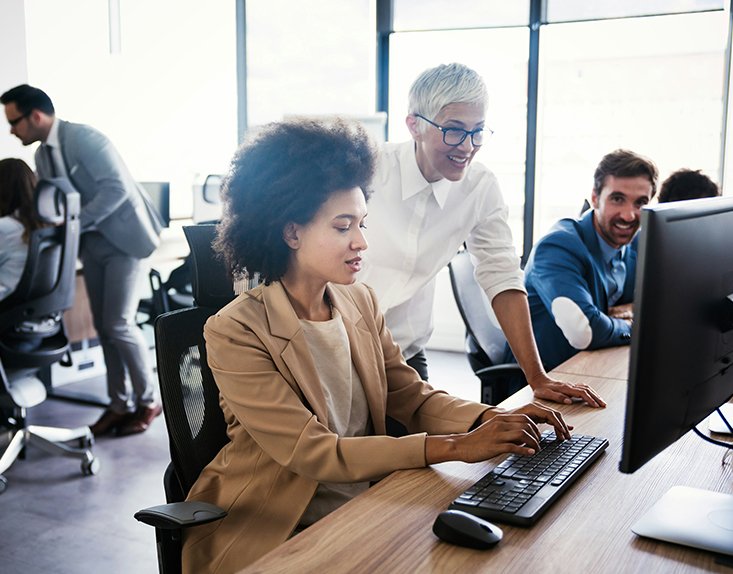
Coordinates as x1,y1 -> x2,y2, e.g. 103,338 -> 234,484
241,348 -> 733,574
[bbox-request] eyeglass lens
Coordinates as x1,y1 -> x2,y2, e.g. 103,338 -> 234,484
443,128 -> 483,147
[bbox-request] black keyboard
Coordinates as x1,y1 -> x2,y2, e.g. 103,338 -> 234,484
449,430 -> 608,526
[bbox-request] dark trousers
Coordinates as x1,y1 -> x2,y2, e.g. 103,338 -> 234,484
385,349 -> 429,437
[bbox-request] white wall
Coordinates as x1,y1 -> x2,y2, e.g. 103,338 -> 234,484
0,0 -> 34,165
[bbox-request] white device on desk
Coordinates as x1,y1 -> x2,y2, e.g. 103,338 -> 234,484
619,196 -> 733,557
709,404 -> 733,434
632,486 -> 733,556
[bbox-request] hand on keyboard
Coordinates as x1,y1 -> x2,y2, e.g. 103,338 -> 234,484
458,402 -> 572,463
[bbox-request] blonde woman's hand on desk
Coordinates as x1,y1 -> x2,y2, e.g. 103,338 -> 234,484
529,373 -> 607,408
425,403 -> 571,464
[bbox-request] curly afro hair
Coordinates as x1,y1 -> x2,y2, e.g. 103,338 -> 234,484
214,117 -> 377,284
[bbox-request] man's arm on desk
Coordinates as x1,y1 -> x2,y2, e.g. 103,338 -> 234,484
529,236 -> 633,351
609,303 -> 633,324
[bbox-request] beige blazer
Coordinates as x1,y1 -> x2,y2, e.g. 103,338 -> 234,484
183,281 -> 489,573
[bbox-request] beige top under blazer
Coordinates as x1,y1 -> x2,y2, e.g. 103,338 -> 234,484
183,281 -> 490,573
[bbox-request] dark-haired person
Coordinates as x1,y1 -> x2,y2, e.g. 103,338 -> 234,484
183,117 -> 572,572
359,63 -> 603,408
511,149 -> 658,372
0,158 -> 40,301
1,84 -> 163,436
658,168 -> 720,203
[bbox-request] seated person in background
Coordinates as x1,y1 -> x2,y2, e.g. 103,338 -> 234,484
509,149 -> 658,372
0,158 -> 40,301
658,168 -> 720,203
183,118 -> 572,573
359,62 -> 603,408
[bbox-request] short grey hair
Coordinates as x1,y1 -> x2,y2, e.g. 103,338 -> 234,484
408,63 -> 488,133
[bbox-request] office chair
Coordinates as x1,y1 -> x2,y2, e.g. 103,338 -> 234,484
580,198 -> 591,216
135,223 -> 237,574
138,262 -> 195,327
0,178 -> 99,493
448,250 -> 526,405
182,224 -> 236,308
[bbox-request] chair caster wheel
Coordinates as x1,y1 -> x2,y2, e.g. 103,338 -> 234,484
78,434 -> 94,449
0,475 -> 7,494
81,453 -> 100,476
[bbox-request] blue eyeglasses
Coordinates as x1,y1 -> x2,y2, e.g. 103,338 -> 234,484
415,114 -> 491,147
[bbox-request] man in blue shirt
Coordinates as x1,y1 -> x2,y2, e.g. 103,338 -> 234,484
512,149 -> 658,371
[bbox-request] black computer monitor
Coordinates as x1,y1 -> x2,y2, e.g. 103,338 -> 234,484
140,181 -> 171,228
620,195 -> 733,474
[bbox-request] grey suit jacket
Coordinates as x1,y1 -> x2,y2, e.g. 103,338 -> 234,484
34,119 -> 162,259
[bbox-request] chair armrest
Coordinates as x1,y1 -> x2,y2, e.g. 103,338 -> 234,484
474,364 -> 525,378
134,501 -> 226,530
474,364 -> 526,405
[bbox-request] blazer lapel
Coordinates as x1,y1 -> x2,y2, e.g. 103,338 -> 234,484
578,211 -> 611,308
56,121 -> 73,178
327,285 -> 387,435
622,237 -> 638,299
262,282 -> 329,427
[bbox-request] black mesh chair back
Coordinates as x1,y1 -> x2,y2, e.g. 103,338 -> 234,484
448,250 -> 526,404
134,225 -> 237,572
182,224 -> 235,310
154,306 -> 228,502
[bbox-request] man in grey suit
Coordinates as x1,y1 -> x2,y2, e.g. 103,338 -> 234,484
2,84 -> 163,436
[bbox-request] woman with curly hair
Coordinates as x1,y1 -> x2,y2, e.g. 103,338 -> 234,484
0,158 -> 40,300
183,118 -> 571,572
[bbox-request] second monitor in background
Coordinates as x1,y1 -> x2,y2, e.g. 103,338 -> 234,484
140,181 -> 171,228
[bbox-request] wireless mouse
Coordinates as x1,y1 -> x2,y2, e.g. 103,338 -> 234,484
432,509 -> 503,550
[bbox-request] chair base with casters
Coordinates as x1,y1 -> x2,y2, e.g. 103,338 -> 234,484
0,362 -> 100,494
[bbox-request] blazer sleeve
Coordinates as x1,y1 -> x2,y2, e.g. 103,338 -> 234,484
205,312 -> 428,484
529,234 -> 632,350
67,125 -> 131,231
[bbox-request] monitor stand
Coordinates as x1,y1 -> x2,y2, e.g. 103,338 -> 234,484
709,403 -> 733,434
632,486 -> 733,556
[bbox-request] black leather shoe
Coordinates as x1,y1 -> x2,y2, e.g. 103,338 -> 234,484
90,409 -> 133,436
116,403 -> 162,436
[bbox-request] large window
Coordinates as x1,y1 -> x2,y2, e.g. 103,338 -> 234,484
245,0 -> 375,127
534,11 -> 727,238
24,0 -> 237,218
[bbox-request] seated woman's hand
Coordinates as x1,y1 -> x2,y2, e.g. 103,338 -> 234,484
425,402 -> 572,464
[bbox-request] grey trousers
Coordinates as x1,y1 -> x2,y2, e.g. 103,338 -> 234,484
80,232 -> 155,414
